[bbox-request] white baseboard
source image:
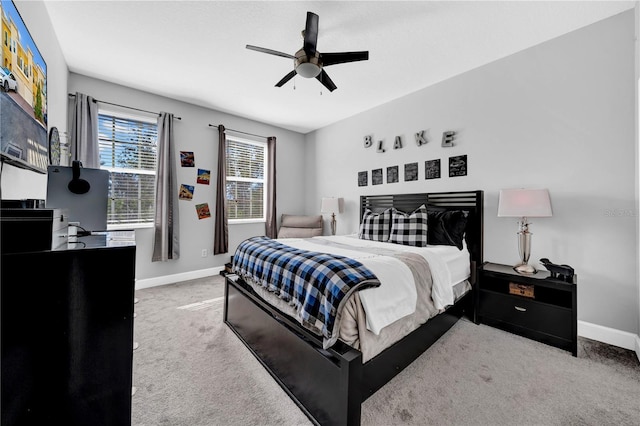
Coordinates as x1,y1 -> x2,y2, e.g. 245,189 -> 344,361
578,320 -> 639,354
135,266 -> 225,290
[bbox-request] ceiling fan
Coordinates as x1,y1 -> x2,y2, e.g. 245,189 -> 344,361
246,11 -> 369,92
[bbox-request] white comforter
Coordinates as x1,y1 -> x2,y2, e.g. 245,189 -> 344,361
278,234 -> 470,335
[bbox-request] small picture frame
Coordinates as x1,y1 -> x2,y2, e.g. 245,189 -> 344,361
196,203 -> 211,219
449,155 -> 468,177
372,168 -> 383,185
404,162 -> 418,182
179,184 -> 194,200
180,151 -> 195,167
387,166 -> 399,184
358,171 -> 368,187
425,159 -> 441,180
197,168 -> 210,185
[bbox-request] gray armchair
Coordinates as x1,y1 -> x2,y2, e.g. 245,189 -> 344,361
277,214 -> 323,238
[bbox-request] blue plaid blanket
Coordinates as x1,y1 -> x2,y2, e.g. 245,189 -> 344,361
232,236 -> 380,340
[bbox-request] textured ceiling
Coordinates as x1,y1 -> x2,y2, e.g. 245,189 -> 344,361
43,1 -> 635,134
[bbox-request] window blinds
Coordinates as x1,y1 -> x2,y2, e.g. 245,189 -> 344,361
226,138 -> 266,221
98,113 -> 158,226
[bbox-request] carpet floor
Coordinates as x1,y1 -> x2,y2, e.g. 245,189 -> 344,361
131,275 -> 640,426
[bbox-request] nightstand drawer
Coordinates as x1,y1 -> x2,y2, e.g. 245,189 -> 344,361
479,290 -> 572,340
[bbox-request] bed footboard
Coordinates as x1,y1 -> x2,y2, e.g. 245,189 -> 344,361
361,291 -> 469,399
223,276 -> 363,426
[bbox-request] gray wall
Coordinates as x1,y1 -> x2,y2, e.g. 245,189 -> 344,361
304,10 -> 638,335
68,73 -> 306,281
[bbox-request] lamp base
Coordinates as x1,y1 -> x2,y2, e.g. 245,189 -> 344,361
514,263 -> 537,275
330,213 -> 336,236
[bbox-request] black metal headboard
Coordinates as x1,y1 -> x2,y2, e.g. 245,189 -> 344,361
359,190 -> 484,265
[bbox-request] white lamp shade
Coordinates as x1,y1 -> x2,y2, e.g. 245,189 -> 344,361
498,189 -> 552,217
321,197 -> 340,214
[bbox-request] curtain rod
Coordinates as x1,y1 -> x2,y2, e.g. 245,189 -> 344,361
68,93 -> 181,120
208,124 -> 268,140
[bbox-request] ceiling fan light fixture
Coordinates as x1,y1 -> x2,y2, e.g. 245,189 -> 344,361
296,62 -> 322,78
246,12 -> 368,91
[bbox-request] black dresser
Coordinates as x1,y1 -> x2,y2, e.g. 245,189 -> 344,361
1,235 -> 136,426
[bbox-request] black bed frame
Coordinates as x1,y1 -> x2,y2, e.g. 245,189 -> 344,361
223,190 -> 484,425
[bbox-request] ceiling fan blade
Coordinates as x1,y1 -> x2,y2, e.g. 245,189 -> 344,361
246,45 -> 295,60
316,70 -> 337,92
303,12 -> 319,55
275,70 -> 297,87
321,51 -> 369,67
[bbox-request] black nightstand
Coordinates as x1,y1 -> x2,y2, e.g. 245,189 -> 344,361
475,262 -> 577,356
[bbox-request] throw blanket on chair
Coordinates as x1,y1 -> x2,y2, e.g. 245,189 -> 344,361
232,236 -> 380,340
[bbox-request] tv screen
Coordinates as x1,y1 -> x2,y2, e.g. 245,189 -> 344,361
0,0 -> 48,174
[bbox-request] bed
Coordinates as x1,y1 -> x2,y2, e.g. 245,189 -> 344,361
223,190 -> 484,425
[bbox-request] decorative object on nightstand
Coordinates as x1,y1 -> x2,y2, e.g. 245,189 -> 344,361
321,197 -> 340,235
497,188 -> 552,274
476,262 -> 577,356
539,258 -> 575,282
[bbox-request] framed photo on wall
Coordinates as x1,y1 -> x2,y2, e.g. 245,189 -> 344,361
387,166 -> 399,183
180,151 -> 195,167
425,159 -> 441,180
404,162 -> 418,181
196,203 -> 211,219
197,168 -> 210,184
179,184 -> 194,200
358,171 -> 368,187
372,168 -> 383,185
449,155 -> 467,177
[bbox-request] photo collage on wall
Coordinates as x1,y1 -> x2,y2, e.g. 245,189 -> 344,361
357,155 -> 467,186
179,151 -> 212,219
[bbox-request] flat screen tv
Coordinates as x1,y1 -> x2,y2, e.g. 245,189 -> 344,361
0,0 -> 48,173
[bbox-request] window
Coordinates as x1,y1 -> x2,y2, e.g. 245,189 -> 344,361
225,136 -> 267,222
98,111 -> 158,228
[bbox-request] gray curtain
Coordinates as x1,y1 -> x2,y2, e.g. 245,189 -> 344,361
265,136 -> 277,238
69,92 -> 99,168
152,112 -> 180,262
214,125 -> 228,255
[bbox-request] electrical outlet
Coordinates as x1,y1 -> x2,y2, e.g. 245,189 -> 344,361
201,249 -> 207,258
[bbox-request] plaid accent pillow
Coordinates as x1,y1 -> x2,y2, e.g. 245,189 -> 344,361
388,204 -> 428,247
359,208 -> 392,242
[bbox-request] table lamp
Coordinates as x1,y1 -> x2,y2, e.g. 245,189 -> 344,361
498,188 -> 552,274
321,197 -> 340,235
